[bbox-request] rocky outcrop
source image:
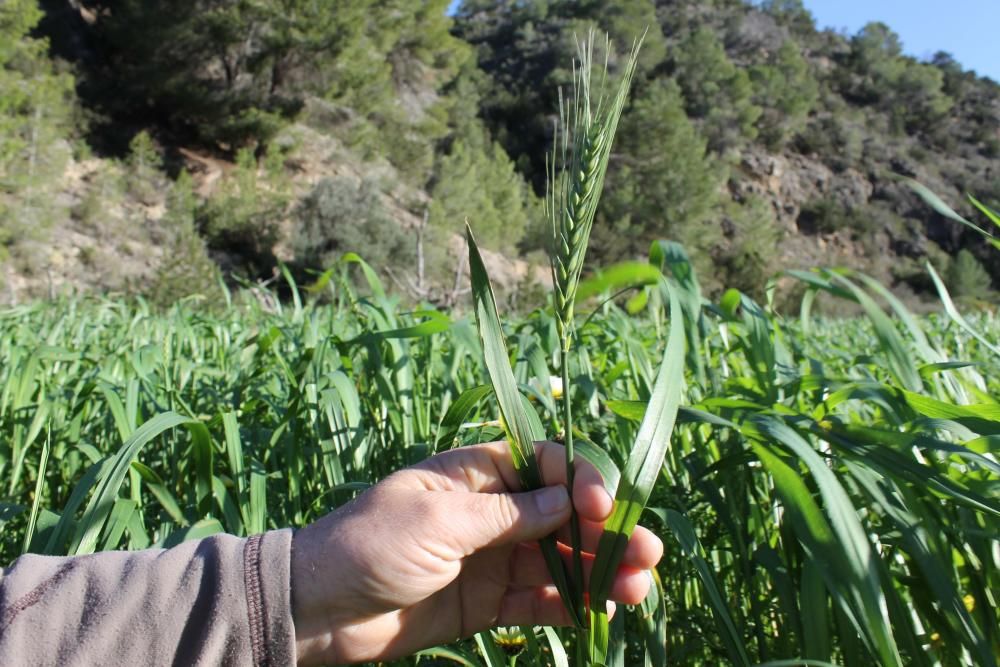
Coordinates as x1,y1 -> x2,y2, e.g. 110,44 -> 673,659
3,157 -> 167,303
2,119 -> 549,305
735,147 -> 877,230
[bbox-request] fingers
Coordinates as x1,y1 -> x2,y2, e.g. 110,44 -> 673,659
396,440 -> 613,521
393,442 -> 521,494
498,587 -> 617,627
509,543 -> 655,606
625,526 -> 664,568
497,586 -> 573,627
514,525 -> 662,575
535,442 -> 613,521
441,487 -> 572,556
556,521 -> 664,563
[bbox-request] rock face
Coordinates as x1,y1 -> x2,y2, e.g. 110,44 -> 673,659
1,122 -> 549,305
733,144 -> 916,285
735,147 -> 875,231
3,157 -> 166,304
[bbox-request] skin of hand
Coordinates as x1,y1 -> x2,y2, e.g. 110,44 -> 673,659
290,440 -> 664,665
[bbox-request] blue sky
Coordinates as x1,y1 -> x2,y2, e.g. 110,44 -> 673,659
804,0 -> 998,81
446,1 -> 999,81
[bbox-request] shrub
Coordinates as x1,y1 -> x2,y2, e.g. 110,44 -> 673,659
797,197 -> 881,237
150,171 -> 224,307
795,108 -> 865,171
125,131 -> 165,205
197,149 -> 285,279
71,165 -> 125,236
946,248 -> 993,300
711,195 -> 782,298
290,177 -> 414,275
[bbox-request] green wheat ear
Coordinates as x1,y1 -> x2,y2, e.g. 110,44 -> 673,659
548,31 -> 643,335
543,30 -> 644,652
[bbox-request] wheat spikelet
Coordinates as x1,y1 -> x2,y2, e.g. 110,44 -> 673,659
548,31 -> 643,334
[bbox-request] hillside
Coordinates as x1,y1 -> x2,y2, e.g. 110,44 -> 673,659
0,0 -> 997,305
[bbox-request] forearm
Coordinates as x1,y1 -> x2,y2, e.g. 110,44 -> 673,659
0,530 -> 296,666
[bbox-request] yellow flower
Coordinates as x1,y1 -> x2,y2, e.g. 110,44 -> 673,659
549,375 -> 564,400
529,375 -> 564,401
964,594 -> 975,613
491,627 -> 527,657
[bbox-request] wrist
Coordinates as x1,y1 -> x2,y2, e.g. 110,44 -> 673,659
291,517 -> 350,666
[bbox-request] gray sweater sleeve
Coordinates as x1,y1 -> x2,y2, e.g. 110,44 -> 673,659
0,529 -> 297,666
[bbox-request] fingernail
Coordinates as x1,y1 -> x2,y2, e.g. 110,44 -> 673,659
535,486 -> 570,515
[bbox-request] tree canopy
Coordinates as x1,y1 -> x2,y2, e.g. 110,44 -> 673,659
1,0 -> 998,299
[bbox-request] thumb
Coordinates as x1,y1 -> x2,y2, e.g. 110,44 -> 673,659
451,485 -> 571,554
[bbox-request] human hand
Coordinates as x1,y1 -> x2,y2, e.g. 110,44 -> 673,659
290,440 -> 663,665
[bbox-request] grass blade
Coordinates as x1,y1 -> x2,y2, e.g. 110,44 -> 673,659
474,632 -> 508,667
21,431 -> 50,554
433,384 -> 492,451
826,272 -> 923,392
925,261 -> 1000,358
71,412 -> 192,555
662,509 -> 751,667
466,224 -> 583,628
588,279 -> 686,663
749,416 -> 902,666
905,178 -> 995,240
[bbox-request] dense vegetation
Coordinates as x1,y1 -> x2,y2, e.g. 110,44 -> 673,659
0,251 -> 997,665
1,0 -> 998,303
2,3 -> 998,665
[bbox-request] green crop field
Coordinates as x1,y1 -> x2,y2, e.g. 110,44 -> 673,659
2,29 -> 999,666
0,251 -> 997,666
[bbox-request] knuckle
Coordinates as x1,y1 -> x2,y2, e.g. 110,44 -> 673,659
488,494 -> 519,535
415,494 -> 446,524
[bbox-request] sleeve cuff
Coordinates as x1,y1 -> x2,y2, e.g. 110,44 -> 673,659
243,528 -> 296,666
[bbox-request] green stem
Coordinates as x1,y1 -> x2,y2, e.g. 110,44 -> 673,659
559,328 -> 587,637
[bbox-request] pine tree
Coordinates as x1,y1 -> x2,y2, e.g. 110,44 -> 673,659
150,170 -> 224,306
843,20 -> 953,136
80,0 -> 376,147
454,0 -> 669,191
592,79 -> 727,261
671,27 -> 762,152
429,128 -> 539,255
760,0 -> 816,36
946,249 -> 993,300
751,40 -> 818,149
126,131 -> 165,205
0,0 -> 75,253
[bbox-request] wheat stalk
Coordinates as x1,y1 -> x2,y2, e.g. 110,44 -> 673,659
545,31 -> 643,642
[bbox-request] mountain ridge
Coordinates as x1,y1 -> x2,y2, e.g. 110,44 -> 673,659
0,0 -> 996,306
